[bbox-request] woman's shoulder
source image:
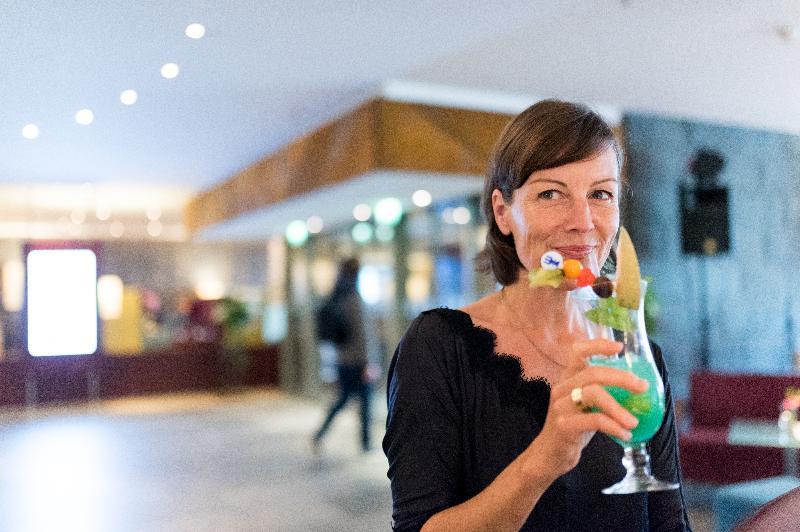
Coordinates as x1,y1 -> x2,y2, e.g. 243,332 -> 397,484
396,302 -> 502,374
396,305 -> 496,363
405,307 -> 474,341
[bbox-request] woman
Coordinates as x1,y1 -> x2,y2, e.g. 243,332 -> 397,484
383,100 -> 690,531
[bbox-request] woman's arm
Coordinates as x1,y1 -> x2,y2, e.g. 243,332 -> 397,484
386,314 -> 645,532
420,438 -> 560,531
421,339 -> 646,531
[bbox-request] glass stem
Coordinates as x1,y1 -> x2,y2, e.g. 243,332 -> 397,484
622,442 -> 651,479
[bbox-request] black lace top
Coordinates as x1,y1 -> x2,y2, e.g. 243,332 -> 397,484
382,308 -> 691,532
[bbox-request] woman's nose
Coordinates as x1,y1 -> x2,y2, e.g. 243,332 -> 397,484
566,198 -> 594,232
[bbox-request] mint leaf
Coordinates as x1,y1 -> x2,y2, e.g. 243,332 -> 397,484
584,296 -> 635,332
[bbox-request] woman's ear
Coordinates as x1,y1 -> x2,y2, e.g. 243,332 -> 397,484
491,189 -> 512,236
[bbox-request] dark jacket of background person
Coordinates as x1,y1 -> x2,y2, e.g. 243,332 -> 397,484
313,258 -> 374,453
334,292 -> 369,367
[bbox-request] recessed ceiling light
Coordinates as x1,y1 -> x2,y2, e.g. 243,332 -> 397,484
452,206 -> 472,225
161,63 -> 180,79
306,215 -> 324,234
120,89 -> 138,105
185,23 -> 206,39
75,109 -> 94,125
374,197 -> 403,226
353,203 -> 371,222
412,189 -> 432,207
285,220 -> 309,248
22,124 -> 39,140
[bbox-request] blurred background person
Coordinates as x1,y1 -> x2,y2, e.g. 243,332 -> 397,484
312,257 -> 378,454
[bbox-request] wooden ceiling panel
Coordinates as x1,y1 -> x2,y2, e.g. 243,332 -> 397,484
189,100 -> 613,235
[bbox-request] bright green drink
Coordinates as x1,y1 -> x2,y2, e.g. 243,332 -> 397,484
589,353 -> 665,445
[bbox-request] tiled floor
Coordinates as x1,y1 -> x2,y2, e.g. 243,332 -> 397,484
0,389 -> 712,531
0,390 -> 391,532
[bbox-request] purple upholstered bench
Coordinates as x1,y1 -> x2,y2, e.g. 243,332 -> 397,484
678,371 -> 800,484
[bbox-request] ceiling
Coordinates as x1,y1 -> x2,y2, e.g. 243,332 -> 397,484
195,171 -> 484,241
3,1 -> 800,239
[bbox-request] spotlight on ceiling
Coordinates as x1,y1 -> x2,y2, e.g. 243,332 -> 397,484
306,216 -> 324,234
353,203 -> 372,222
22,124 -> 39,140
412,189 -> 432,208
120,89 -> 138,105
161,63 -> 180,79
75,109 -> 94,125
185,23 -> 206,39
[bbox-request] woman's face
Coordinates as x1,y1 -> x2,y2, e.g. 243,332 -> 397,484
492,146 -> 620,280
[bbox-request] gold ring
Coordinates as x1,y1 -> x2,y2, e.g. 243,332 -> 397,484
571,387 -> 591,412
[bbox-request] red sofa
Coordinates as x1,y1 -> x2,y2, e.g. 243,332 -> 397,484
679,371 -> 800,484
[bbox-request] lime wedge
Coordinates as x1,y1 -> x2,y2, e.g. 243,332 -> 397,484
616,227 -> 641,310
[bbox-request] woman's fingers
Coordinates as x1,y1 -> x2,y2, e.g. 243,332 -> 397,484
559,339 -> 622,380
549,364 -> 649,444
573,384 -> 639,429
553,365 -> 649,399
558,410 -> 633,442
568,339 -> 623,368
551,388 -> 637,442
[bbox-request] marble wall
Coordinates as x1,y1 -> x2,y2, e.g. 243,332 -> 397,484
624,114 -> 800,397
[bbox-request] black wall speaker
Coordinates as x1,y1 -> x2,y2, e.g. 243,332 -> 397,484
679,185 -> 730,255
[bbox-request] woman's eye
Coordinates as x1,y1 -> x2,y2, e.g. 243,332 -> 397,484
591,190 -> 614,201
538,190 -> 559,200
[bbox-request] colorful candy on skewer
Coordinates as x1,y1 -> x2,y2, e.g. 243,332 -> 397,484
529,250 -> 614,298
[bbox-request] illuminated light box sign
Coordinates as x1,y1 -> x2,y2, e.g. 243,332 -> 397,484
26,248 -> 98,356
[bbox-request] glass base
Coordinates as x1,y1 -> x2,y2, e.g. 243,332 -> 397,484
602,443 -> 680,495
602,475 -> 679,495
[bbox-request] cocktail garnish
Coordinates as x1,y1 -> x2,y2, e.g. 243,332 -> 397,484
584,296 -> 635,332
576,268 -> 596,287
562,259 -> 582,279
530,251 -> 593,288
591,276 -> 614,298
540,250 -> 564,270
528,268 -> 564,288
615,227 -> 641,310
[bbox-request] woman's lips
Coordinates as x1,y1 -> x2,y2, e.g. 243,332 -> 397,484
555,246 -> 596,259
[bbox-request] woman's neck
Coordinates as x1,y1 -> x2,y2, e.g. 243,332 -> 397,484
500,279 -> 571,334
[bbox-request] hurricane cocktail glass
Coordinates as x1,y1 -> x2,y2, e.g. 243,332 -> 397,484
571,281 -> 679,495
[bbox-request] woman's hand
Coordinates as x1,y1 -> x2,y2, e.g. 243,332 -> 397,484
522,338 -> 648,480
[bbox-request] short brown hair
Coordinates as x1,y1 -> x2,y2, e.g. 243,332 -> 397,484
477,99 -> 623,286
